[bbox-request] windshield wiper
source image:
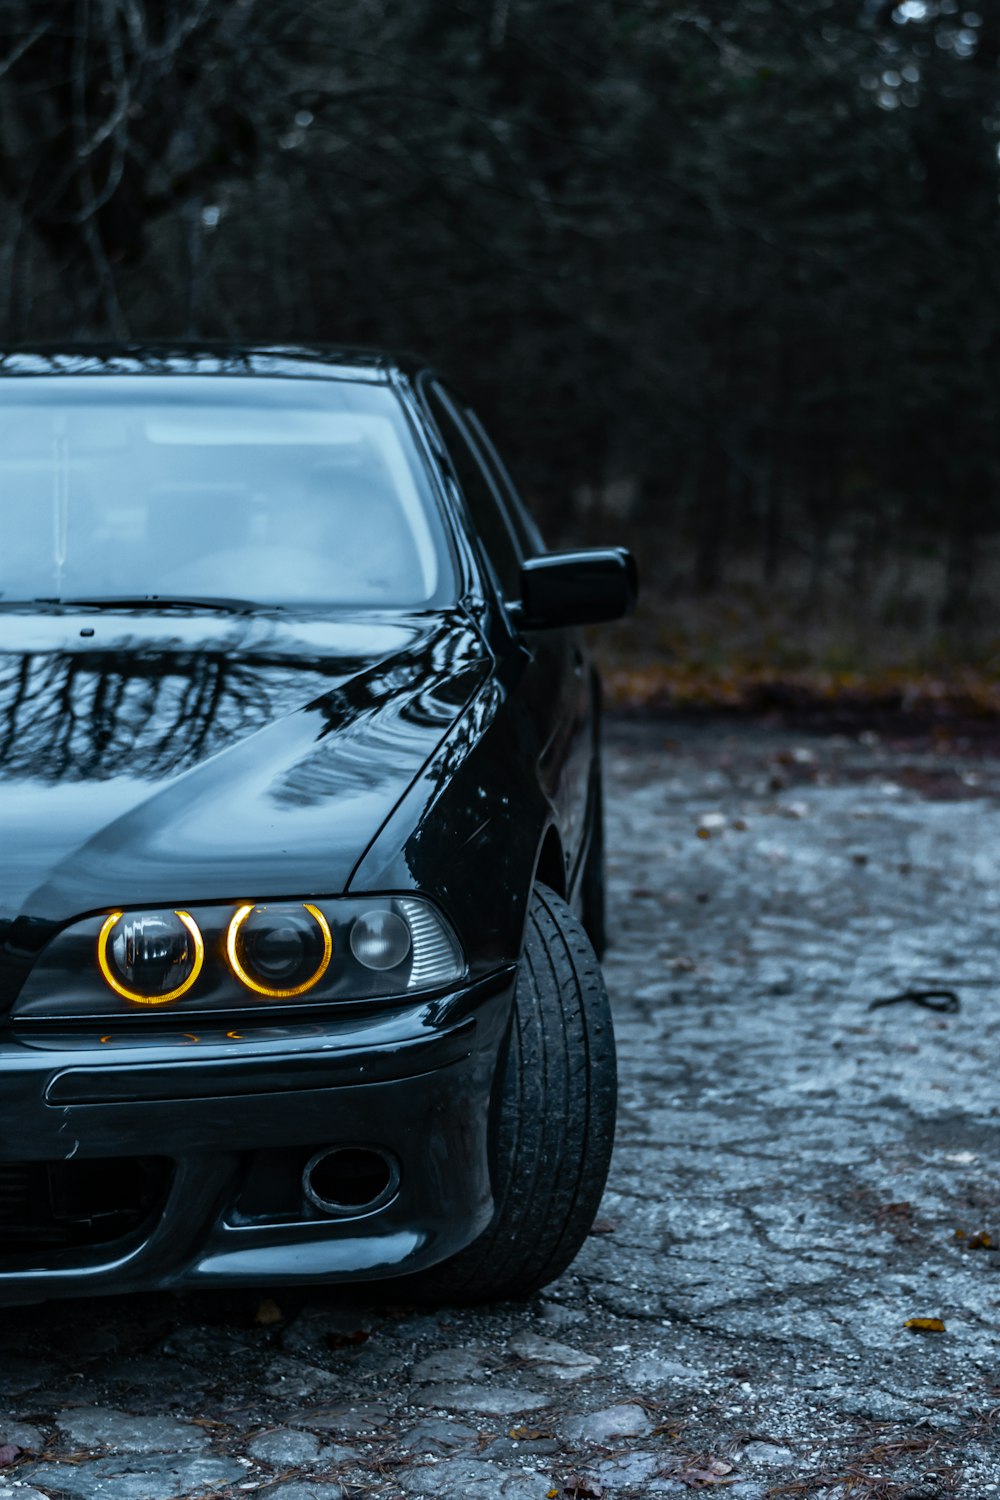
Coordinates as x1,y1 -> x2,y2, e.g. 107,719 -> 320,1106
51,595 -> 274,614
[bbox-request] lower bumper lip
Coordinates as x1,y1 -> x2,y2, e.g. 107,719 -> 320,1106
0,972 -> 515,1303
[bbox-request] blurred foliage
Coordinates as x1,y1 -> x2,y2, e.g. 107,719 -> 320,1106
0,0 -> 998,627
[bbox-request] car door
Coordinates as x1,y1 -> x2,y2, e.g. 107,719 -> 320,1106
418,378 -> 594,888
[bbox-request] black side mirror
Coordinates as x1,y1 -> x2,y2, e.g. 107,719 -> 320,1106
513,547 -> 638,630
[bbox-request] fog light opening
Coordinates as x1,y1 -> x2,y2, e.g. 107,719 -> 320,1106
302,1146 -> 399,1217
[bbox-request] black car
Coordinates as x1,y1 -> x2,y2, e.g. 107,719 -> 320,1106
0,346 -> 636,1305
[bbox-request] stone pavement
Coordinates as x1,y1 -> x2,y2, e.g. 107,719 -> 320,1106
1,718 -> 998,1500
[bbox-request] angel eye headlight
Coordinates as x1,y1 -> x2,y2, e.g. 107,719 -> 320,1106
98,909 -> 204,1006
227,902 -> 332,998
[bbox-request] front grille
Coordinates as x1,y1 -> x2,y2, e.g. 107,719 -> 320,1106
0,1156 -> 171,1253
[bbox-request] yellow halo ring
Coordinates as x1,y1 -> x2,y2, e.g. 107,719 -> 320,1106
97,909 -> 204,1006
226,902 -> 332,998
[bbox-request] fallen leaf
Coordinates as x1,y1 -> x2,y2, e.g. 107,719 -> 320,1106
559,1477 -> 603,1498
676,1458 -> 738,1486
967,1230 -> 993,1250
325,1329 -> 370,1349
905,1317 -> 946,1333
509,1426 -> 553,1440
254,1298 -> 284,1326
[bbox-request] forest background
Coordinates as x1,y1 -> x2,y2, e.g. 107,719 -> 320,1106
1,0 -> 997,713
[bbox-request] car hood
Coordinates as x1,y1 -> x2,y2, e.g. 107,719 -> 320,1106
0,608 -> 491,934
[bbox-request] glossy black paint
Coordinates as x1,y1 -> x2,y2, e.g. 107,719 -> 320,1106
0,346 -> 634,1302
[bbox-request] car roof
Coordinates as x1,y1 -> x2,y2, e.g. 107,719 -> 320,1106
0,343 -> 431,383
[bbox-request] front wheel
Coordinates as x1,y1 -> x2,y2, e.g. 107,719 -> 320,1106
402,883 -> 617,1303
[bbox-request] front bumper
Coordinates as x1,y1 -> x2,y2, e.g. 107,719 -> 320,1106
0,972 -> 515,1303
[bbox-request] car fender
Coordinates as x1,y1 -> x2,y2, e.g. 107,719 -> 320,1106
348,668 -> 554,977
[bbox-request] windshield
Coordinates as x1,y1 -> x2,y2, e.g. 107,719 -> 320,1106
0,375 -> 454,609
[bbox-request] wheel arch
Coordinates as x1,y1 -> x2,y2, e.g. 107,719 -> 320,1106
533,824 -> 567,902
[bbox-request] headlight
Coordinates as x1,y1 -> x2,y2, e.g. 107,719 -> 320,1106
349,908 -> 411,971
227,903 -> 333,998
13,895 -> 466,1021
97,909 -> 204,1005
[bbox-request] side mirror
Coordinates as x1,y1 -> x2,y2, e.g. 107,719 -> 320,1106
513,547 -> 638,630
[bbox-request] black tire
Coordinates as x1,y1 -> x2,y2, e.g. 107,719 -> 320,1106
581,770 -> 607,960
400,884 -> 617,1303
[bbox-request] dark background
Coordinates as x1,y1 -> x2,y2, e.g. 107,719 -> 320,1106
1,1 -> 997,696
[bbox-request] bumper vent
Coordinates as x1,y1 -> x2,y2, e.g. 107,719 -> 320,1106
0,1156 -> 171,1253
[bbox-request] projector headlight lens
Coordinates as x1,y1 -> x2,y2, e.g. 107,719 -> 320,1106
226,902 -> 333,998
97,909 -> 204,1005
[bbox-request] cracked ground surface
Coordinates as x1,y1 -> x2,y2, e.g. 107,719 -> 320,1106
1,717 -> 999,1500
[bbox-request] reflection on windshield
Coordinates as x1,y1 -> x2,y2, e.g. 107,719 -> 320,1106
0,377 -> 452,608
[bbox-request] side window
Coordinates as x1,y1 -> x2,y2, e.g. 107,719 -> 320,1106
462,408 -> 545,557
424,381 -> 522,598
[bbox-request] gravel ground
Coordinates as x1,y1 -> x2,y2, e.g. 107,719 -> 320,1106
2,717 -> 999,1500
